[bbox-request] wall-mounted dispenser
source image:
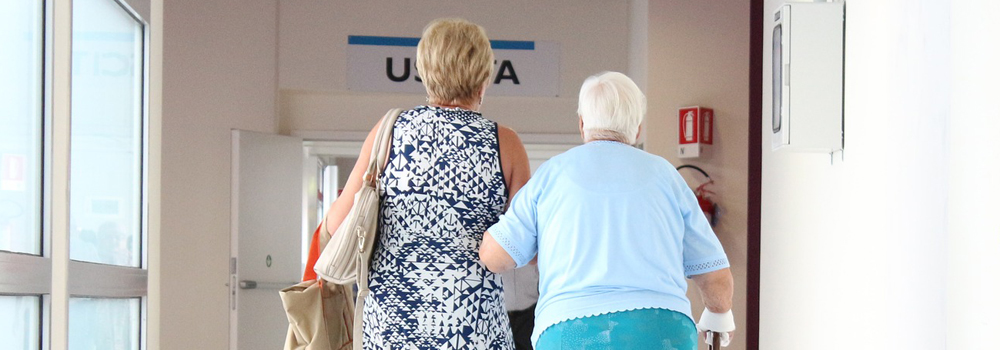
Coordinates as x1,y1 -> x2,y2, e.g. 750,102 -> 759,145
771,2 -> 844,153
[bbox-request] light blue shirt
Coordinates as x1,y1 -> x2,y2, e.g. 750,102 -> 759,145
487,141 -> 729,345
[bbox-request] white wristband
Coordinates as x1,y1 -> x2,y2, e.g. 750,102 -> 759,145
697,308 -> 736,347
696,308 -> 736,332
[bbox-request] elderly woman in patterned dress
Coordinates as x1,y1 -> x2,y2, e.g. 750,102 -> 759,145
320,18 -> 530,349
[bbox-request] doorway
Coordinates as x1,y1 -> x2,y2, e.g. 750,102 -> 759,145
301,141 -> 363,274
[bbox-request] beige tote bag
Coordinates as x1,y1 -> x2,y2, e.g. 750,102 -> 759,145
279,279 -> 355,350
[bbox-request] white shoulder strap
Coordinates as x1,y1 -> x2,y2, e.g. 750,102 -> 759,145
365,108 -> 404,187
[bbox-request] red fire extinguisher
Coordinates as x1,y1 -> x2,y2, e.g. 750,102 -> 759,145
676,165 -> 719,226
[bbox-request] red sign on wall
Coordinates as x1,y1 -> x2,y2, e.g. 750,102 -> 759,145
679,107 -> 699,145
678,106 -> 714,158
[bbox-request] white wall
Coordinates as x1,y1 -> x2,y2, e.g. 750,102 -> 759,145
277,0 -> 632,135
758,0 -> 999,349
160,1 -> 278,349
947,0 -> 1000,348
646,2 -> 750,350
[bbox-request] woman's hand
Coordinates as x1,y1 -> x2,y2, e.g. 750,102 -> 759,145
697,308 -> 736,347
692,268 -> 736,347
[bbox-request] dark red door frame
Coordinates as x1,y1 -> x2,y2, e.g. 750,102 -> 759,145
747,0 -> 764,349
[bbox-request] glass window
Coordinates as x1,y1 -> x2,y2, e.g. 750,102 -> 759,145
0,0 -> 44,255
772,24 -> 782,134
70,0 -> 144,267
68,297 -> 140,350
0,295 -> 42,350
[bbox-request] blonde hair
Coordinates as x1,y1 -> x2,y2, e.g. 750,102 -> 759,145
417,18 -> 494,106
577,72 -> 647,144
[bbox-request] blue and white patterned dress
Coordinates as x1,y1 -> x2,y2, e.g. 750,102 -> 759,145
363,106 -> 514,349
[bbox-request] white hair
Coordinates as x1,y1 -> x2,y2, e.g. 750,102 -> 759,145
577,71 -> 647,144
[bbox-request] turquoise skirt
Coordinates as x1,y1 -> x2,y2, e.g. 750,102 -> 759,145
535,308 -> 698,350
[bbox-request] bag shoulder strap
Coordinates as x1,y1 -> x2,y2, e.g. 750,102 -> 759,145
364,108 -> 404,187
352,108 -> 402,350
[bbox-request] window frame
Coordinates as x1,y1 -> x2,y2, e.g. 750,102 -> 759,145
0,0 -> 152,349
0,0 -> 54,348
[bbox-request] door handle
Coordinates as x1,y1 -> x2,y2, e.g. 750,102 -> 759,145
238,280 -> 297,290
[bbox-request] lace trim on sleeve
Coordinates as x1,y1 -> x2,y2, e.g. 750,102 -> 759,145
684,258 -> 729,276
491,228 -> 526,266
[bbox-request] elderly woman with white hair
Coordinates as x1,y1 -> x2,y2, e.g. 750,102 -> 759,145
480,72 -> 736,349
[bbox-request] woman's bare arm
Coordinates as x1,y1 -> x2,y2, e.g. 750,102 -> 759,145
691,268 -> 734,313
321,118 -> 383,237
497,125 -> 530,204
480,125 -> 530,273
481,233 -> 516,273
692,268 -> 736,344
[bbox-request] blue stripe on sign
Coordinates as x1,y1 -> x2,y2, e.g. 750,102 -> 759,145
348,35 -> 534,50
490,40 -> 534,50
348,36 -> 420,47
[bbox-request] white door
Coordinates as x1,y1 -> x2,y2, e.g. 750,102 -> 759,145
230,130 -> 304,350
